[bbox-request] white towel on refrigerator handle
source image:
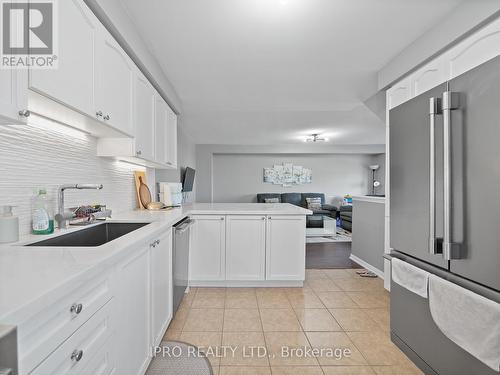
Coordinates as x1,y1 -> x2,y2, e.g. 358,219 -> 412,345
391,257 -> 430,298
429,274 -> 500,372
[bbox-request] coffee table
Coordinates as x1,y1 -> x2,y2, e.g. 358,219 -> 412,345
306,215 -> 337,237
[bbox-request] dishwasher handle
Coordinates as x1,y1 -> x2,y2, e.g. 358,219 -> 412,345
174,218 -> 195,234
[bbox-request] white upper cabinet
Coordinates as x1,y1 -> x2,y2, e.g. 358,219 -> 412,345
134,72 -> 155,161
29,0 -> 97,117
166,105 -> 178,168
0,1 -> 28,125
95,27 -> 134,136
388,17 -> 500,109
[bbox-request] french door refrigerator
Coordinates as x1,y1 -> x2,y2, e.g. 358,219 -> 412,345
389,53 -> 500,375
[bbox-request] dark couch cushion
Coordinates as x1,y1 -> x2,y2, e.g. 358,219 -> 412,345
311,209 -> 334,216
257,193 -> 282,203
281,193 -> 302,207
301,193 -> 325,207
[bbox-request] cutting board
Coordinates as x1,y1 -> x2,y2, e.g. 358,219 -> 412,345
133,171 -> 147,209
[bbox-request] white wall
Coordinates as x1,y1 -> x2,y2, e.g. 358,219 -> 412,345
0,123 -> 146,236
211,153 -> 384,205
156,119 -> 197,202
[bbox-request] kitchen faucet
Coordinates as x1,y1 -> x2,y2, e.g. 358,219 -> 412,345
55,184 -> 103,229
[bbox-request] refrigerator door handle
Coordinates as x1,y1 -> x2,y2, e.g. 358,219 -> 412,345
442,91 -> 462,260
429,97 -> 442,255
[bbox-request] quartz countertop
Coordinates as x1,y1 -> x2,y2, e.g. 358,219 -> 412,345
352,195 -> 386,204
0,203 -> 310,323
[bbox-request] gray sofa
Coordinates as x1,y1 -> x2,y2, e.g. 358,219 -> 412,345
339,205 -> 352,231
257,193 -> 337,228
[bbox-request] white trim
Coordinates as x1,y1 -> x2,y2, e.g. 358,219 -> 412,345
349,254 -> 384,279
189,280 -> 304,287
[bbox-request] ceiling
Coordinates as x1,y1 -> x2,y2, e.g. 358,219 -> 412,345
121,0 -> 463,145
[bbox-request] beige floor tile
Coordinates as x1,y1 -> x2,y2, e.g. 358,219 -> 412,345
322,365 -> 375,374
257,293 -> 292,309
364,309 -> 390,332
306,278 -> 342,292
162,328 -> 181,341
347,331 -> 409,366
224,309 -> 262,332
371,364 -> 424,375
281,287 -> 314,294
316,291 -> 359,308
329,309 -> 381,332
192,293 -> 226,308
225,292 -> 258,309
305,269 -> 328,280
295,309 -> 342,332
220,366 -> 271,375
183,308 -> 224,332
322,269 -> 353,279
306,332 -> 367,366
333,278 -> 384,292
271,366 -> 323,375
346,292 -> 390,309
221,332 -> 269,366
265,331 -> 319,366
179,331 -> 223,367
226,287 -> 257,294
260,308 -> 302,331
287,292 -> 325,309
167,305 -> 189,331
197,287 -> 227,296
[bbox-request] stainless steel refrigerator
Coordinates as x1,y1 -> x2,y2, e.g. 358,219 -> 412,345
389,54 -> 500,375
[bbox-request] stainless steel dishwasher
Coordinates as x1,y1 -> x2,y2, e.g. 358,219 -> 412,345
172,217 -> 195,314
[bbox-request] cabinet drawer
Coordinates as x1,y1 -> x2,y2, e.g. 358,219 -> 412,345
31,299 -> 115,375
19,274 -> 113,374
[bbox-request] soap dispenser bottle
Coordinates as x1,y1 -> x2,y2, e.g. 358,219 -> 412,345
32,188 -> 54,235
0,205 -> 19,243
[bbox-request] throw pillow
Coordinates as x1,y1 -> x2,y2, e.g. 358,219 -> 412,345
264,198 -> 280,203
306,197 -> 322,210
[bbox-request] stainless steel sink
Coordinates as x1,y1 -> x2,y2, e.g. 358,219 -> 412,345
26,222 -> 151,247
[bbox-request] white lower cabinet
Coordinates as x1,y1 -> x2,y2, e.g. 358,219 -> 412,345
150,230 -> 173,347
190,215 -> 226,281
30,300 -> 115,375
266,216 -> 306,281
226,215 -> 266,281
114,245 -> 151,375
189,214 -> 306,284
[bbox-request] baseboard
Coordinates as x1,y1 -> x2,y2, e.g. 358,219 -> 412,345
189,280 -> 304,287
349,254 -> 384,279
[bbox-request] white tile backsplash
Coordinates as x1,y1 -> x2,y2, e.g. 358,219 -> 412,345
0,123 -> 139,236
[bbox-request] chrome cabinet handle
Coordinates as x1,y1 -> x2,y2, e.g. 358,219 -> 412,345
442,91 -> 461,260
71,349 -> 84,362
70,303 -> 83,315
96,110 -> 103,117
18,109 -> 30,117
103,114 -> 110,121
220,217 -> 225,221
136,150 -> 142,156
428,97 -> 441,255
156,239 -> 160,245
262,217 -> 266,220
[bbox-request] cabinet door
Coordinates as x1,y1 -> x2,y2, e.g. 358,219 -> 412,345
226,215 -> 266,280
151,230 -> 173,346
386,77 -> 411,109
266,216 -> 306,281
134,72 -> 155,161
154,95 -> 167,164
95,28 -> 134,136
0,1 -> 27,124
190,215 -> 226,281
114,247 -> 150,375
29,0 -> 96,117
166,105 -> 178,168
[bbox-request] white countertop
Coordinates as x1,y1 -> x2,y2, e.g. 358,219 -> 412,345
352,195 -> 386,204
0,203 -> 310,323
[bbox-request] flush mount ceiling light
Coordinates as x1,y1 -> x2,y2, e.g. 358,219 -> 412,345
305,133 -> 328,143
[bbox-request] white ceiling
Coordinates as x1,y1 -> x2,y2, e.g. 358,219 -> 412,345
121,0 -> 463,145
